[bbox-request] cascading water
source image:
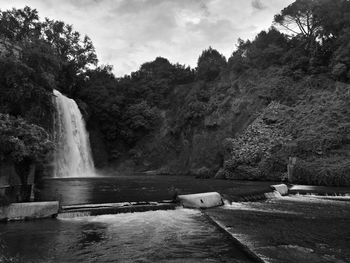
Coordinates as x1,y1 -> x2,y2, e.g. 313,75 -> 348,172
52,89 -> 95,177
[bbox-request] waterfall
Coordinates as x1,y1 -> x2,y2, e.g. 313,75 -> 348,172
52,89 -> 95,177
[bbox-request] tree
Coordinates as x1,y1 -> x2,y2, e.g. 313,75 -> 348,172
0,6 -> 41,41
246,28 -> 289,68
41,18 -> 98,96
273,0 -> 325,56
0,6 -> 98,97
274,0 -> 321,38
0,113 -> 53,164
274,0 -> 350,52
197,47 -> 226,81
42,19 -> 97,73
228,39 -> 251,74
313,0 -> 350,40
0,54 -> 55,129
139,57 -> 173,79
331,28 -> 350,81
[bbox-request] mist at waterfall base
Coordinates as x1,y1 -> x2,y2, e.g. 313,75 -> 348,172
53,89 -> 96,178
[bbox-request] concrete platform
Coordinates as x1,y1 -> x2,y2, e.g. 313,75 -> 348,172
0,201 -> 59,221
178,192 -> 223,209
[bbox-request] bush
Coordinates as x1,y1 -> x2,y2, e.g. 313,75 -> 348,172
226,165 -> 261,180
293,157 -> 350,186
258,151 -> 287,180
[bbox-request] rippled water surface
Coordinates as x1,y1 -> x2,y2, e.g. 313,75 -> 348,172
0,209 -> 252,263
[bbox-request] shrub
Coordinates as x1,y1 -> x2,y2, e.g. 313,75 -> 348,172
293,157 -> 350,186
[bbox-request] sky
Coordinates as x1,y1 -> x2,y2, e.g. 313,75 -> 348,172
1,0 -> 294,76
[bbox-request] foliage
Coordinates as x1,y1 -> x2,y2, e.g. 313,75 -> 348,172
223,77 -> 350,185
197,47 -> 226,81
244,28 -> 289,69
293,157 -> 350,186
41,18 -> 97,95
227,0 -> 350,78
0,113 -> 53,163
78,58 -> 193,148
0,6 -> 98,97
122,101 -> 161,143
274,0 -> 322,40
331,29 -> 350,81
0,6 -> 41,41
286,84 -> 350,157
0,54 -> 54,129
42,19 -> 97,72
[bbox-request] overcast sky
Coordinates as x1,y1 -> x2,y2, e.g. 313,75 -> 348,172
2,0 -> 294,76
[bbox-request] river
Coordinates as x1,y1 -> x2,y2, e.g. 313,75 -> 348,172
0,175 -> 260,262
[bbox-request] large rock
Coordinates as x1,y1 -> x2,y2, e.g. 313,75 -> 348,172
178,192 -> 223,209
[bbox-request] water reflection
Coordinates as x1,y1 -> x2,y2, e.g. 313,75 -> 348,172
36,175 -> 274,205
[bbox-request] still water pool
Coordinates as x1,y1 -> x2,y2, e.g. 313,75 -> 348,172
0,209 -> 252,263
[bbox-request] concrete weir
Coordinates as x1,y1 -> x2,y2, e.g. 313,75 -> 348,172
58,201 -> 177,218
178,192 -> 224,209
0,201 -> 59,221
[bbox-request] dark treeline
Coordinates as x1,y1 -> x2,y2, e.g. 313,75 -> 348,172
1,0 -> 350,185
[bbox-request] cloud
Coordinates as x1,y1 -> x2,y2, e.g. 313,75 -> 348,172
2,0 -> 294,76
251,0 -> 266,10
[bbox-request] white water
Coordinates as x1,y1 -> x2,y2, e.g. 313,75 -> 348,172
52,89 -> 95,177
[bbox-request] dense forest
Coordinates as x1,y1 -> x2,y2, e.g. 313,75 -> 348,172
1,0 -> 350,186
